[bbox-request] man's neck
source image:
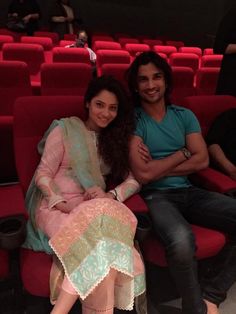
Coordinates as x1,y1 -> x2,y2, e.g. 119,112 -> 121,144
141,100 -> 166,122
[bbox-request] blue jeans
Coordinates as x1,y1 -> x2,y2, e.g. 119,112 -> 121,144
141,186 -> 236,314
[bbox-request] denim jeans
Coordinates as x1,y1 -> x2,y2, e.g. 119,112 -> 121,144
141,186 -> 236,314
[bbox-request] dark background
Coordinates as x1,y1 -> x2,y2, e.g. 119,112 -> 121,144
0,0 -> 236,48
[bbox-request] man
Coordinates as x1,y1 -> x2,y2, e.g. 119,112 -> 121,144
206,108 -> 236,181
65,30 -> 97,64
127,51 -> 236,314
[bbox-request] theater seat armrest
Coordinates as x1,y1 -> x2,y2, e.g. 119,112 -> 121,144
190,167 -> 236,195
124,193 -> 149,213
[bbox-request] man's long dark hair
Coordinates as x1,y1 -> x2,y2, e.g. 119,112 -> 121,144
126,51 -> 173,106
84,75 -> 135,182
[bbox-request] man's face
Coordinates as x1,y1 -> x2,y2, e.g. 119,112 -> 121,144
136,62 -> 166,106
76,32 -> 88,47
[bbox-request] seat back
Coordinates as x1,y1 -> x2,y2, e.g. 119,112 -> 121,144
14,96 -> 86,194
142,39 -> 163,48
118,37 -> 139,48
20,36 -> 53,51
93,41 -> 121,52
179,46 -> 202,57
201,55 -> 223,67
124,43 -> 150,58
34,31 -> 59,45
171,66 -> 195,105
153,45 -> 177,57
203,48 -> 214,55
195,67 -> 220,95
0,35 -> 14,49
96,50 -> 130,76
165,40 -> 185,49
100,63 -> 129,91
169,52 -> 199,73
41,63 -> 92,96
52,47 -> 91,64
2,43 -> 45,76
183,95 -> 236,137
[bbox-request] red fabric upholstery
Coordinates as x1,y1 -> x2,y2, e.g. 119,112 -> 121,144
0,28 -> 25,42
59,40 -> 74,47
100,63 -> 129,91
2,43 -> 45,82
171,66 -> 195,105
169,53 -> 199,73
0,249 -> 9,279
142,39 -> 163,49
165,40 -> 185,49
93,41 -> 121,52
179,46 -> 202,57
124,43 -> 150,59
96,50 -> 130,76
143,225 -> 226,267
203,48 -> 214,55
63,34 -> 76,41
195,67 -> 220,95
182,95 -> 236,137
118,37 -> 139,48
201,55 -> 223,67
153,45 -> 177,57
0,35 -> 14,49
91,35 -> 114,47
52,47 -> 91,64
20,36 -> 53,51
34,31 -> 59,45
0,61 -> 32,182
41,63 -> 92,96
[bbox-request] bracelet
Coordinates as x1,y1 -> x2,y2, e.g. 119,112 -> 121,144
180,147 -> 191,160
109,188 -> 118,200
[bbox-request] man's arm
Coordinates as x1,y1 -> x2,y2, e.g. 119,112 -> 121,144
167,133 -> 209,176
129,135 -> 186,184
208,144 -> 236,181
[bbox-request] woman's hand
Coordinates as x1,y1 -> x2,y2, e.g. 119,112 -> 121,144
54,201 -> 70,213
138,141 -> 152,163
83,186 -> 107,200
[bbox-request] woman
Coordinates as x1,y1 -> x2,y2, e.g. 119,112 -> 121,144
23,76 -> 146,314
50,0 -> 75,39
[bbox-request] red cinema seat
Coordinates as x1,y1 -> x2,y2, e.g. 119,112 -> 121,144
142,39 -> 163,49
0,35 -> 14,49
182,95 -> 236,194
171,66 -> 195,105
91,35 -> 114,47
0,28 -> 25,42
153,45 -> 177,57
179,46 -> 202,57
64,34 -> 77,41
0,61 -> 32,182
41,63 -> 92,96
34,31 -> 59,45
52,47 -> 91,64
118,37 -> 139,48
20,36 -> 53,63
13,95 -> 147,300
195,67 -> 220,95
124,43 -> 150,61
203,48 -> 214,55
2,43 -> 45,84
59,40 -> 74,47
169,52 -> 200,73
165,40 -> 185,49
96,49 -> 130,76
100,63 -> 129,91
93,41 -> 121,52
201,55 -> 223,68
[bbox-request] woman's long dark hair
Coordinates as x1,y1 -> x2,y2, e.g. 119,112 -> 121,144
84,76 -> 135,182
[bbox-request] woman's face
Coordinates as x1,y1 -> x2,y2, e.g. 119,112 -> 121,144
86,90 -> 119,132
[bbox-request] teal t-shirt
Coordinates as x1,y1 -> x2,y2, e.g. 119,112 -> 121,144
134,105 -> 201,190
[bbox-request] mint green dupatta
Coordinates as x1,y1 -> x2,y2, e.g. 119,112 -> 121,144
23,117 -> 106,253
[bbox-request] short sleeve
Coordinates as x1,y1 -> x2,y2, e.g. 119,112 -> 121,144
183,108 -> 201,135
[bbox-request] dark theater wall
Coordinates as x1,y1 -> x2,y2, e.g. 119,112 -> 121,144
0,0 -> 234,47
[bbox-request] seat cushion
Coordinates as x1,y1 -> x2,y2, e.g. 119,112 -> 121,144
143,224 -> 226,267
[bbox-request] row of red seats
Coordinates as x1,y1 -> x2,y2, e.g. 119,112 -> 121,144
1,95 -> 236,313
